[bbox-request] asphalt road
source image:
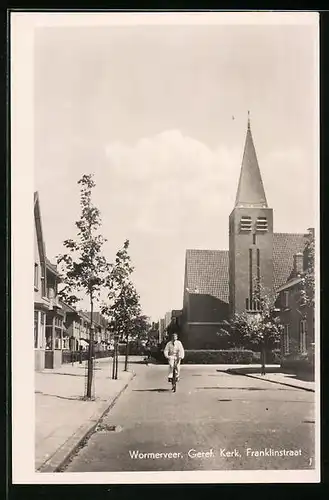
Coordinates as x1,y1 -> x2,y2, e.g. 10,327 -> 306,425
64,362 -> 315,472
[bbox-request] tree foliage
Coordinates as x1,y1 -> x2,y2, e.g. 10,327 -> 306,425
101,240 -> 142,341
56,174 -> 109,307
300,229 -> 315,309
130,314 -> 151,341
226,282 -> 283,352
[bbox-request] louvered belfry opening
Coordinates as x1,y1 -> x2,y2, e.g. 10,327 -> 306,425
256,216 -> 268,232
240,216 -> 252,232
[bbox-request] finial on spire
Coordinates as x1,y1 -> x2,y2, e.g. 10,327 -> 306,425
247,110 -> 250,129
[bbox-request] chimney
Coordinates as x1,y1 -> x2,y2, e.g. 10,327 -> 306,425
294,252 -> 304,276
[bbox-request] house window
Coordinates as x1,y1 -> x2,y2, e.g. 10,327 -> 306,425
54,317 -> 63,327
240,216 -> 252,232
34,263 -> 39,289
299,319 -> 307,353
34,311 -> 39,348
283,291 -> 289,308
256,217 -> 268,232
54,329 -> 62,350
45,326 -> 53,350
283,325 -> 290,355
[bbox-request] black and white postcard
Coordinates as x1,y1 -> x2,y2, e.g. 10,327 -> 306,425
10,11 -> 320,484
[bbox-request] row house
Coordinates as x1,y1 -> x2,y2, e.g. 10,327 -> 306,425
34,191 -> 113,369
62,303 -> 91,351
34,192 -> 65,370
85,312 -> 110,350
276,229 -> 315,362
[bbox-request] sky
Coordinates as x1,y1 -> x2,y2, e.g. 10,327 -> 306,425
34,18 -> 318,321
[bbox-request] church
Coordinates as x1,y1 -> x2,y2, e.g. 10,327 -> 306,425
181,117 -> 308,350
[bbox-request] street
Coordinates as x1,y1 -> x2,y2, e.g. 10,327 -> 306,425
64,362 -> 315,472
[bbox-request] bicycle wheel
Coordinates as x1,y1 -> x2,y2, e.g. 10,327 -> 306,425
172,365 -> 177,392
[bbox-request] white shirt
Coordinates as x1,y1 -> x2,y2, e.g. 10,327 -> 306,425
164,340 -> 185,360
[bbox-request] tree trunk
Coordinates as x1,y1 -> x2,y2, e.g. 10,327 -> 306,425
114,342 -> 118,379
86,295 -> 94,398
261,342 -> 266,375
112,342 -> 116,379
124,331 -> 129,372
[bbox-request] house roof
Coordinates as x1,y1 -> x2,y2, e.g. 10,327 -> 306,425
276,276 -> 303,293
46,258 -> 61,278
235,118 -> 268,209
84,311 -> 108,327
185,249 -> 229,303
34,191 -> 46,263
273,233 -> 306,290
184,233 -> 307,304
61,302 -> 79,314
35,192 -> 61,279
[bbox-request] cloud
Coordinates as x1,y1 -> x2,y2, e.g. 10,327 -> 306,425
104,130 -> 241,236
36,129 -> 316,320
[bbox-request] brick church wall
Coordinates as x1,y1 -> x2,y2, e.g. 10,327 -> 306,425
229,207 -> 273,315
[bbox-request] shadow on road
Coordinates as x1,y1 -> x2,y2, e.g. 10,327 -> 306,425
288,372 -> 315,382
35,391 -> 88,401
196,386 -> 282,391
133,388 -> 172,393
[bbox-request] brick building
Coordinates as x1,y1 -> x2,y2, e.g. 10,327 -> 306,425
276,230 -> 315,360
181,118 -> 310,349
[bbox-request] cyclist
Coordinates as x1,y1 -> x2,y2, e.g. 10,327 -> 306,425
163,332 -> 185,383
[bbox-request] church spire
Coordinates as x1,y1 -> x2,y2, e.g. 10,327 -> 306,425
234,113 -> 268,208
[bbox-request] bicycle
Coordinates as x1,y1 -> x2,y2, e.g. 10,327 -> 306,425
172,358 -> 179,392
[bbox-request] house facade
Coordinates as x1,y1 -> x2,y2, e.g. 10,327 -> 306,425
181,118 -> 310,350
277,230 -> 315,363
62,303 -> 91,351
34,192 -> 65,370
85,312 -> 110,351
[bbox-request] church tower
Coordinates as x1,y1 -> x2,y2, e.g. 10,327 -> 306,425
229,115 -> 273,316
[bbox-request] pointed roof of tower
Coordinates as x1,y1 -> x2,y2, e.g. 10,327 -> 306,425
235,113 -> 268,208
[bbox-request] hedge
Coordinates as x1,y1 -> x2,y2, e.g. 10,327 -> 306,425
62,349 -> 113,364
117,343 -> 146,356
251,349 -> 281,364
281,352 -> 314,374
183,349 -> 254,364
150,349 -> 254,364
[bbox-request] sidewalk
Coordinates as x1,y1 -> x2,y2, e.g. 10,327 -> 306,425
35,356 -> 145,472
222,365 -> 315,392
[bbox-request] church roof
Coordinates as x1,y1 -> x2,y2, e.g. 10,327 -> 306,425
235,118 -> 268,208
185,250 -> 229,303
185,233 -> 307,304
273,232 -> 306,290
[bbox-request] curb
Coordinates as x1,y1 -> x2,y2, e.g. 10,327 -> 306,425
227,370 -> 315,393
37,371 -> 136,473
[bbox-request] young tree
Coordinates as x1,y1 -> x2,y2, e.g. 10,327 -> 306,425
102,240 -> 142,371
57,174 -> 109,399
130,314 -> 151,342
300,229 -> 315,308
228,284 -> 283,375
